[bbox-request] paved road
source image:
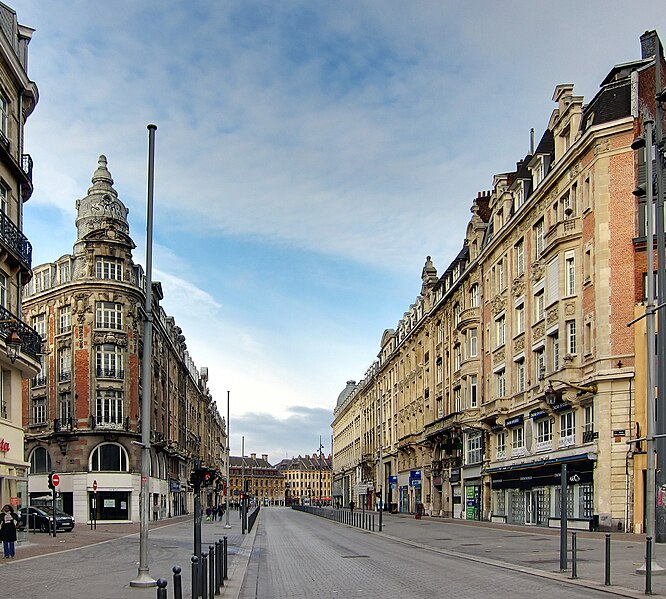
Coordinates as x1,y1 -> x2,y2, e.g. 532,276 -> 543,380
3,512 -> 250,599
240,508 -> 614,599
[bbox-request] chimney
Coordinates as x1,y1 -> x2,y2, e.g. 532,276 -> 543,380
261,454 -> 268,462
250,453 -> 256,460
641,30 -> 659,59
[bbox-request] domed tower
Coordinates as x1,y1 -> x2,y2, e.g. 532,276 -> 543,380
72,155 -> 136,280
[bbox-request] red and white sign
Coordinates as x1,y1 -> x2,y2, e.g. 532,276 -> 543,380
0,440 -> 10,452
92,480 -> 97,491
51,474 -> 60,487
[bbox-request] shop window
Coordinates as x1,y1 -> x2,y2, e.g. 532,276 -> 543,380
90,442 -> 129,472
30,446 -> 52,473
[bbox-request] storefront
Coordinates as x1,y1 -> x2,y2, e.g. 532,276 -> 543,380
489,455 -> 595,528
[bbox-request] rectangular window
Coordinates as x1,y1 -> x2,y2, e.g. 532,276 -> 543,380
32,397 -> 46,425
565,251 -> 575,296
470,284 -> 479,308
58,262 -> 70,284
559,411 -> 576,447
436,359 -> 443,384
515,303 -> 525,335
454,387 -> 461,412
96,257 -> 123,281
512,426 -> 524,450
96,390 -> 123,426
534,219 -> 544,257
96,344 -> 124,378
469,328 -> 478,357
466,432 -> 482,465
0,270 -> 7,309
0,94 -> 7,144
546,256 -> 560,306
59,306 -> 71,334
469,375 -> 478,408
583,404 -> 595,443
534,348 -> 545,381
496,315 -> 506,347
566,320 -> 577,355
454,344 -> 462,371
34,269 -> 51,293
32,314 -> 47,339
59,391 -> 72,425
516,360 -> 525,392
59,347 -> 71,381
0,370 -> 5,420
550,331 -> 559,373
536,418 -> 553,447
496,432 -> 506,459
584,321 -> 593,356
96,302 -> 123,330
496,369 -> 506,397
515,239 -> 525,276
584,246 -> 592,283
534,289 -> 545,321
498,258 -> 505,291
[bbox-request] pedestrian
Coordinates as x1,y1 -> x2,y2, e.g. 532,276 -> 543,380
212,505 -> 218,521
349,500 -> 355,513
205,506 -> 212,521
152,501 -> 159,521
0,505 -> 18,559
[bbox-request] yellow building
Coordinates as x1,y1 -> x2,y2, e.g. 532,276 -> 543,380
228,454 -> 285,506
276,454 -> 332,506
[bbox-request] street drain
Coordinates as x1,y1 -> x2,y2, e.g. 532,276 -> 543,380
459,543 -> 482,546
341,555 -> 370,559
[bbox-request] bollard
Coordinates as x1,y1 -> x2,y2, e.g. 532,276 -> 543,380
201,552 -> 208,599
646,536 -> 653,595
215,540 -> 222,592
372,514 -> 375,532
223,536 -> 228,580
191,555 -> 199,599
570,532 -> 577,579
156,578 -> 168,599
209,545 -> 215,599
172,566 -> 182,599
605,534 -> 611,586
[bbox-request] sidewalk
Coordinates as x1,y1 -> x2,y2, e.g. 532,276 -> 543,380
373,511 -> 666,597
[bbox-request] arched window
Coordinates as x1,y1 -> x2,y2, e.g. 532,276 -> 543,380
30,447 -> 52,473
89,443 -> 129,472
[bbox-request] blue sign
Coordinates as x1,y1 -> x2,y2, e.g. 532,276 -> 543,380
389,475 -> 398,484
412,481 -> 421,489
409,470 -> 422,481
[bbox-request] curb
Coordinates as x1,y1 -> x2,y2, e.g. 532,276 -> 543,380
221,515 -> 260,599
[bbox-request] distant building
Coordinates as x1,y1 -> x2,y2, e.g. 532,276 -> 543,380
22,156 -> 226,523
228,453 -> 284,505
0,3 -> 41,510
275,454 -> 332,506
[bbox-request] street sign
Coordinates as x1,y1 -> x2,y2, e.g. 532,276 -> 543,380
92,480 -> 97,491
51,473 -> 60,487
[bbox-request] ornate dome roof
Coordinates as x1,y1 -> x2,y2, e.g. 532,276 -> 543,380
336,380 -> 357,408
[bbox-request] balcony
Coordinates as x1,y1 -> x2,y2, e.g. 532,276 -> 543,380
1,307 -> 42,362
96,367 -> 125,380
456,306 -> 481,330
0,210 -> 31,273
31,373 -> 47,388
59,370 -> 71,382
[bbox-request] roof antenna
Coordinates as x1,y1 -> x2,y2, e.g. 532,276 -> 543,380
530,128 -> 535,154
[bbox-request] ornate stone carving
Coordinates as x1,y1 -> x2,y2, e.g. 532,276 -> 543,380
93,332 -> 127,347
512,277 -> 525,298
493,348 -> 505,365
73,293 -> 91,324
531,261 -> 544,281
514,336 -> 525,352
547,307 -> 559,324
564,302 -> 576,316
533,322 -> 545,340
491,293 -> 507,316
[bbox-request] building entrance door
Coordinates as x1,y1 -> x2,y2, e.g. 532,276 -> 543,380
525,490 -> 537,525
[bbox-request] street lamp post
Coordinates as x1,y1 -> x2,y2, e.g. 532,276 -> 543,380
130,124 -> 157,588
379,391 -> 383,532
224,391 -> 231,529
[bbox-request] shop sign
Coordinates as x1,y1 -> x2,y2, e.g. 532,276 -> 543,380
389,475 -> 398,484
529,408 -> 549,420
551,401 -> 572,413
504,415 -> 524,428
412,480 -> 420,489
0,439 -> 9,452
409,470 -> 421,481
450,468 -> 461,483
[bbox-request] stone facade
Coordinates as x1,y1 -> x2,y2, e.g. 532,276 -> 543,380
275,454 -> 332,506
0,3 -> 41,512
228,454 -> 285,506
332,32 -> 664,532
22,156 -> 226,524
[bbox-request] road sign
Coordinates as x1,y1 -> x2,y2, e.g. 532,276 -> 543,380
51,473 -> 60,487
92,480 -> 97,491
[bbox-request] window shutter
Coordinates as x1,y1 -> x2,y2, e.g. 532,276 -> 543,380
547,256 -> 559,306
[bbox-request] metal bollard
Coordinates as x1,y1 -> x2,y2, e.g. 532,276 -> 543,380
605,533 -> 611,586
156,578 -> 168,599
191,555 -> 199,599
224,536 -> 228,580
646,536 -> 653,595
570,532 -> 577,579
209,545 -> 215,599
215,540 -> 222,592
372,514 -> 375,531
173,566 -> 183,599
201,552 -> 208,599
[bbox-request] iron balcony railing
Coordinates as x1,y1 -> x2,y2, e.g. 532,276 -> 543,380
0,305 -> 42,361
0,210 -> 31,270
96,367 -> 124,379
59,370 -> 71,382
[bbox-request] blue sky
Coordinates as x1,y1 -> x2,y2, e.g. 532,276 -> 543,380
16,1 -> 666,461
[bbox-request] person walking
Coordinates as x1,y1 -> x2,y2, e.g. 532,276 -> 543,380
0,505 -> 18,559
349,499 -> 355,513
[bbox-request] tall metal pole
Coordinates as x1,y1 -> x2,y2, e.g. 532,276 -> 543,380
379,390 -> 383,532
559,463 -> 568,571
241,436 -> 246,533
224,391 -> 231,529
131,124 -> 157,587
653,38 -> 666,545
638,120 -> 662,573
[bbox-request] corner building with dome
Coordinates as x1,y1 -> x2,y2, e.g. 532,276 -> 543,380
22,156 -> 226,524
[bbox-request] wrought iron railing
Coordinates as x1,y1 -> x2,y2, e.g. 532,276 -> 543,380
0,210 -> 31,269
53,417 -> 73,432
31,373 -> 47,387
96,367 -> 124,379
59,370 -> 71,382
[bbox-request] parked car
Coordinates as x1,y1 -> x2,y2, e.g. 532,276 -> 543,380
18,506 -> 75,532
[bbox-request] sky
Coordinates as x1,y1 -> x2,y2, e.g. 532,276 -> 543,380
15,0 -> 666,462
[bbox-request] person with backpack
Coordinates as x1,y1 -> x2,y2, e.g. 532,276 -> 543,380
0,505 -> 19,559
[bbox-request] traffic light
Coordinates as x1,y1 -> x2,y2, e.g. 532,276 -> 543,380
202,470 -> 213,487
48,471 -> 55,490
